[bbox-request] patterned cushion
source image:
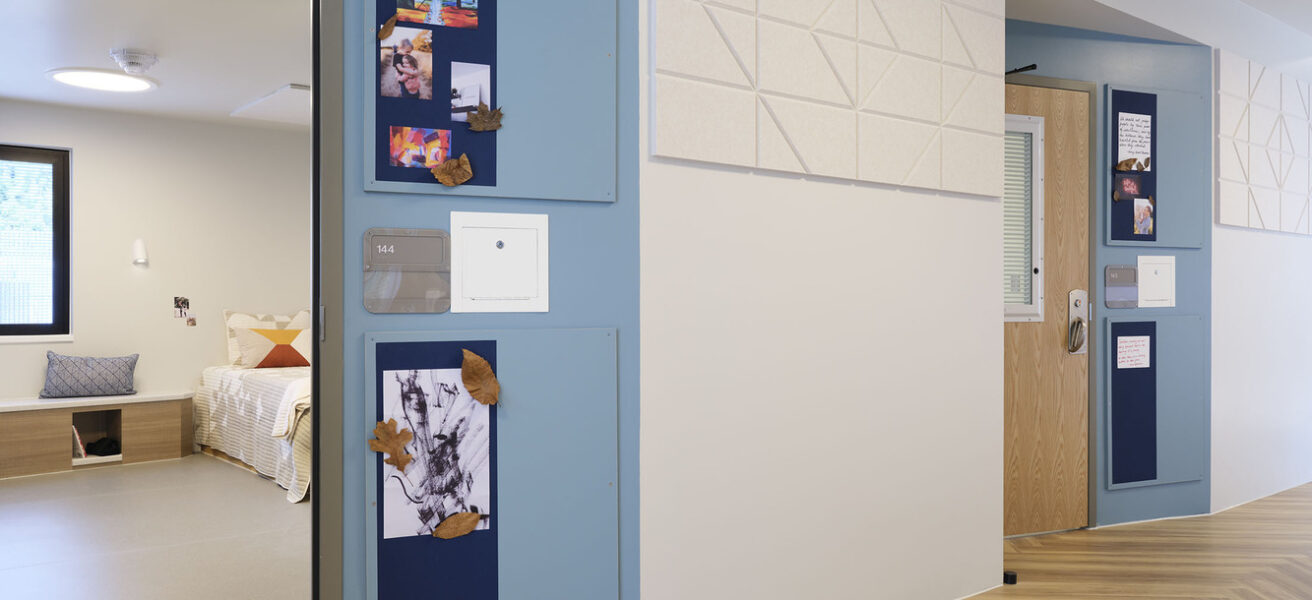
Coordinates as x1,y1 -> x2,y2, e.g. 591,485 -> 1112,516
39,352 -> 139,398
223,309 -> 312,366
233,327 -> 312,368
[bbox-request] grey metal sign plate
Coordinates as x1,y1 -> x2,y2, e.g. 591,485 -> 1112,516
363,228 -> 451,314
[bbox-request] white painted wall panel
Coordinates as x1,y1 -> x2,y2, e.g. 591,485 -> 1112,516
1213,226 -> 1312,511
642,0 -> 1003,598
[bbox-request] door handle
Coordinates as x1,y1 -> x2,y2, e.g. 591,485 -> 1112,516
1067,317 -> 1086,353
1068,289 -> 1089,355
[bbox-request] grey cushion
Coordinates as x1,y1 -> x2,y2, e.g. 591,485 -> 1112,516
39,352 -> 138,398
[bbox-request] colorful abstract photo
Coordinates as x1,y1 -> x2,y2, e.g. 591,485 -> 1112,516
396,0 -> 478,29
379,28 -> 434,100
389,127 -> 452,168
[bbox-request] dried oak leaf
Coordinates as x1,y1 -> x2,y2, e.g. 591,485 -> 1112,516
368,418 -> 414,473
378,14 -> 398,41
1114,158 -> 1139,171
431,153 -> 473,186
462,348 -> 500,406
434,512 -> 482,539
467,102 -> 504,132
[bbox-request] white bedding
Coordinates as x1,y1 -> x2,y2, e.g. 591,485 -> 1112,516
193,366 -> 312,502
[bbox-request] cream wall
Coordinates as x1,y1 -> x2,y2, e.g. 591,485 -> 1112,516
0,99 -> 311,398
640,1 -> 1004,598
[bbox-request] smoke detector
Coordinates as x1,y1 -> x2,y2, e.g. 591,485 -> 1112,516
110,48 -> 158,75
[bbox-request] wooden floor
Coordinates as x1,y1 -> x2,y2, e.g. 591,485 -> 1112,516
973,482 -> 1312,599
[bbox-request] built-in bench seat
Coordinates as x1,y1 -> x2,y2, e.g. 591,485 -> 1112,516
0,391 -> 194,478
0,391 -> 191,413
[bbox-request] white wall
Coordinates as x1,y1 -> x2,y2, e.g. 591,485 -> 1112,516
640,2 -> 1003,598
0,100 -> 311,398
1211,226 -> 1312,511
1210,49 -> 1312,512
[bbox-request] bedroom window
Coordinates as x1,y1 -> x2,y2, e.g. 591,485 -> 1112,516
0,145 -> 70,338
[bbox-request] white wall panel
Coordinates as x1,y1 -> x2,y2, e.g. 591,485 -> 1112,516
653,0 -> 1004,197
642,1 -> 1004,597
1218,49 -> 1312,232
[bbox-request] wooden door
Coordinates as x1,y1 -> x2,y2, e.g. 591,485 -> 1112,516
1003,83 -> 1090,536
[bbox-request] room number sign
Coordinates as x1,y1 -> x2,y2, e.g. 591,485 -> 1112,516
363,228 -> 450,314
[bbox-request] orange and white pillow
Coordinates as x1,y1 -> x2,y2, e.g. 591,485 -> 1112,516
233,326 -> 312,368
223,309 -> 312,366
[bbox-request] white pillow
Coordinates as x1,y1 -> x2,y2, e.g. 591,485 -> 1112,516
222,309 -> 312,366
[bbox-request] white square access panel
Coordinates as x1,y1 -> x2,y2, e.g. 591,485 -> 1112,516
450,211 -> 549,313
1137,255 -> 1176,308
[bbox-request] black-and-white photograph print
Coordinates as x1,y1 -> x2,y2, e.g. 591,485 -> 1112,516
450,61 -> 491,122
381,368 -> 491,539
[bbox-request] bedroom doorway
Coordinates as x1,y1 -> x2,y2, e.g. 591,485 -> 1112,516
0,0 -> 316,597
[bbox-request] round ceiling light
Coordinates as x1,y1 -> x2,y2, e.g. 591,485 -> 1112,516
47,68 -> 156,92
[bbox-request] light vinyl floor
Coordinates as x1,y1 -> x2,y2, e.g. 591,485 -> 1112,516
974,482 -> 1312,599
0,454 -> 309,599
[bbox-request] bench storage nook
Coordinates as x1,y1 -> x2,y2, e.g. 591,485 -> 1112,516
0,392 -> 193,478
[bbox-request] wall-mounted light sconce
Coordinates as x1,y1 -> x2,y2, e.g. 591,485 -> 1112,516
132,238 -> 149,266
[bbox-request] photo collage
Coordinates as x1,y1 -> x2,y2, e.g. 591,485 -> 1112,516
379,0 -> 494,183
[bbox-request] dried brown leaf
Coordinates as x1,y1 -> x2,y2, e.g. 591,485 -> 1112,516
368,418 -> 414,473
434,512 -> 481,539
467,102 -> 504,132
1114,158 -> 1138,171
462,349 -> 500,406
431,153 -> 473,186
1144,157 -> 1151,170
1135,160 -> 1146,171
378,14 -> 398,41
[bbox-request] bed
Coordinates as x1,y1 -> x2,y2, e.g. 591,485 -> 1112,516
193,365 -> 312,502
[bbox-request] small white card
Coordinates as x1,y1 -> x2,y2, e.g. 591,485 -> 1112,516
1137,255 -> 1176,308
1117,336 -> 1151,369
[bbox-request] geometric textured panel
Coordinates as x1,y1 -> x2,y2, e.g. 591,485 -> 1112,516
654,0 -> 1005,197
1216,49 -> 1312,234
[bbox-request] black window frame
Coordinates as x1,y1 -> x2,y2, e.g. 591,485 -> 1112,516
0,144 -> 71,337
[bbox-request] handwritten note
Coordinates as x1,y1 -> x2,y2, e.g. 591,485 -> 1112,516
1116,336 -> 1151,369
1118,112 -> 1153,171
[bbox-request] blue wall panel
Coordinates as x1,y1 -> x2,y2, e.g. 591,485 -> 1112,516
337,0 -> 640,596
1006,20 -> 1212,525
363,0 -> 618,201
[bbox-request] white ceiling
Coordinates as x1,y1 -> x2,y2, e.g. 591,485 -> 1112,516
1007,0 -> 1312,81
1006,0 -> 1199,45
0,0 -> 311,128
